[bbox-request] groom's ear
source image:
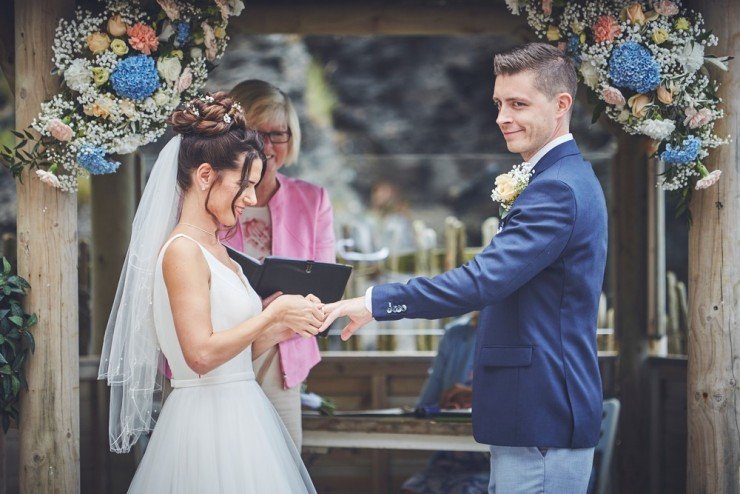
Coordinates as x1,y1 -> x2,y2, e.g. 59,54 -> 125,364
555,92 -> 574,116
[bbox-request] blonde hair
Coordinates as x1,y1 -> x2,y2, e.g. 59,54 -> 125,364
229,80 -> 301,166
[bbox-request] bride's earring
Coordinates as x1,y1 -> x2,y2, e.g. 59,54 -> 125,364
201,182 -> 208,191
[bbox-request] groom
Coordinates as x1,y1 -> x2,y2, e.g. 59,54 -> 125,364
322,43 -> 607,493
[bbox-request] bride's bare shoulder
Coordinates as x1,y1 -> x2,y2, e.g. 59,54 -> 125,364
162,236 -> 208,280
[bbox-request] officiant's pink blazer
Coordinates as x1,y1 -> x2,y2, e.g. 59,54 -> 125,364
222,172 -> 336,388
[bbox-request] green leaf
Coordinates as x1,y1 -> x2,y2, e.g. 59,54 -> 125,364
8,316 -> 23,327
10,130 -> 24,139
0,353 -> 6,365
10,376 -> 19,396
22,331 -> 34,353
26,314 -> 38,328
2,258 -> 10,276
0,365 -> 10,375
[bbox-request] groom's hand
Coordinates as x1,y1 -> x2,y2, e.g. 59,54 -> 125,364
320,296 -> 373,341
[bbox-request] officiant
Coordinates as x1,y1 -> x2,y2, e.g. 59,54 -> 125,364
222,80 -> 336,450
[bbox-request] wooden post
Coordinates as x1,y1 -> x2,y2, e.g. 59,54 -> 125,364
15,0 -> 79,491
90,156 -> 136,354
613,133 -> 650,491
686,1 -> 739,491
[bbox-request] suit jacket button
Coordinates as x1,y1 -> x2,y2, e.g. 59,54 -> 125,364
401,305 -> 407,311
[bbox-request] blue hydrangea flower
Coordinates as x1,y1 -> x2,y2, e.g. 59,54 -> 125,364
110,55 -> 160,101
566,35 -> 582,65
175,21 -> 190,47
608,42 -> 661,94
77,144 -> 120,174
660,136 -> 701,165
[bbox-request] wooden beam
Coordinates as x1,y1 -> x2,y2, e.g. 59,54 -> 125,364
90,157 -> 136,354
612,133 -> 651,491
685,1 -> 739,491
15,0 -> 79,492
232,1 -> 526,35
0,1 -> 14,94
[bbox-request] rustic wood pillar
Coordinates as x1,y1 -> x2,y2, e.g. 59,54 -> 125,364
90,158 -> 136,354
15,0 -> 79,491
685,1 -> 739,491
613,133 -> 650,492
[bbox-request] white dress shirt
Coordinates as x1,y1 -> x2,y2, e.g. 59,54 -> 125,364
363,133 -> 575,313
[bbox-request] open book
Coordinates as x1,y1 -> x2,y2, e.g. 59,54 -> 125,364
226,246 -> 352,304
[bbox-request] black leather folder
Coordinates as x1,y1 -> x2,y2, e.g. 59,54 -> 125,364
225,246 -> 352,304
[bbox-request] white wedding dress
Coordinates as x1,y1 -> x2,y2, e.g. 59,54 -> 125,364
128,234 -> 316,493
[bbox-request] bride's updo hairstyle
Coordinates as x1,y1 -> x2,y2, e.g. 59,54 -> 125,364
169,92 -> 266,225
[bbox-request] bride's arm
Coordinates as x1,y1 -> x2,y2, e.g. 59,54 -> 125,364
163,239 -> 325,375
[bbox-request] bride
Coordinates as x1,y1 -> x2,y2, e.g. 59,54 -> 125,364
98,92 -> 321,493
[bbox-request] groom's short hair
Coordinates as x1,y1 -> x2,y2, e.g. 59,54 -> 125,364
494,43 -> 577,101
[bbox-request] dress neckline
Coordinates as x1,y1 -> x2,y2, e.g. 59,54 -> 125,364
168,234 -> 251,292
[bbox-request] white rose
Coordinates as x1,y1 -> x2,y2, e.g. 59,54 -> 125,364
228,0 -> 245,16
113,134 -> 146,155
119,100 -> 138,120
637,119 -> 676,141
494,173 -> 519,202
681,43 -> 705,74
579,62 -> 600,89
64,59 -> 93,92
157,56 -> 182,83
153,90 -> 170,107
190,47 -> 203,59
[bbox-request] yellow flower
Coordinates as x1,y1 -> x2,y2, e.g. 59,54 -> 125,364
570,20 -> 584,34
171,49 -> 184,60
652,28 -> 669,44
546,25 -> 561,41
107,14 -> 128,37
214,26 -> 227,39
495,174 -> 519,203
625,3 -> 646,25
628,94 -> 651,119
657,85 -> 673,104
579,33 -> 586,44
674,17 -> 689,30
86,32 -> 111,54
110,39 -> 129,56
91,67 -> 110,86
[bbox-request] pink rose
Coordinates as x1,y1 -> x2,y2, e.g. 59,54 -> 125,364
177,67 -> 193,93
592,16 -> 621,43
201,22 -> 218,61
215,0 -> 230,21
601,86 -> 626,106
156,0 -> 180,21
684,107 -> 712,129
542,0 -> 552,16
36,169 -> 62,189
46,118 -> 74,142
695,169 -> 721,190
653,0 -> 679,16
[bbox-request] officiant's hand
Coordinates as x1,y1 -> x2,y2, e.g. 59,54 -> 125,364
320,296 -> 373,341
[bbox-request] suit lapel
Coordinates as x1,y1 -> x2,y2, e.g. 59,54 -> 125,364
531,139 -> 581,180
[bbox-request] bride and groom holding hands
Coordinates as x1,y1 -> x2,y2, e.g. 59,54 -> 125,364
99,42 -> 607,493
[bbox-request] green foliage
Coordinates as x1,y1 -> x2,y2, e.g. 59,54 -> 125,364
0,257 -> 37,433
0,128 -> 50,182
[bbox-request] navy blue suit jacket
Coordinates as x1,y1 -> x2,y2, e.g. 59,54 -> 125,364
372,140 -> 607,448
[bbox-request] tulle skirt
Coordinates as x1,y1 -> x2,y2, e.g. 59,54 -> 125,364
128,379 -> 316,493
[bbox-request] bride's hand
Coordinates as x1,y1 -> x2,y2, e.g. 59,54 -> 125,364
261,291 -> 283,310
264,294 -> 326,338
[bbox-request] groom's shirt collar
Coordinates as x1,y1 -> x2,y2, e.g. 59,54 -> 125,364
526,133 -> 574,170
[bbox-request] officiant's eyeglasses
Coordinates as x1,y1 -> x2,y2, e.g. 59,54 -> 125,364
258,129 -> 292,144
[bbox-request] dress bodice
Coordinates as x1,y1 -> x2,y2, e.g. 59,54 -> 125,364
153,234 -> 263,381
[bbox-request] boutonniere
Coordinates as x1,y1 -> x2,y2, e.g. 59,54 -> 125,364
490,162 -> 534,218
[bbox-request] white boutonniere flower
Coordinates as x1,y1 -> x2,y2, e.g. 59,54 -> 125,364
490,162 -> 534,218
